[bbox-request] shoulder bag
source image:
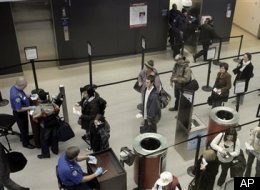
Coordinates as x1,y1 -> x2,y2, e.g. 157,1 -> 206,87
57,117 -> 75,142
2,143 -> 27,173
182,68 -> 199,92
159,87 -> 171,109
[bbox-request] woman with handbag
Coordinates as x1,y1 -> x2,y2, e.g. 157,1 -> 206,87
210,128 -> 240,187
209,62 -> 231,108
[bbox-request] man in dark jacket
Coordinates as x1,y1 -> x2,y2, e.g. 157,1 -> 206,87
193,18 -> 219,62
141,75 -> 161,133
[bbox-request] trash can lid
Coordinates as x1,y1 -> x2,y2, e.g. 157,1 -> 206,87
132,133 -> 167,156
209,106 -> 239,126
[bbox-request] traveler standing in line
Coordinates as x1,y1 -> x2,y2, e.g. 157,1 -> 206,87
78,85 -> 106,143
141,75 -> 161,133
232,52 -> 254,104
209,62 -> 231,108
32,89 -> 60,159
193,18 -> 219,62
137,60 -> 161,110
210,128 -> 240,187
169,55 -> 191,111
192,149 -> 218,190
244,127 -> 260,177
9,77 -> 35,149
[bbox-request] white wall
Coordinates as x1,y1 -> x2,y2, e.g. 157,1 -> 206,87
233,0 -> 260,37
169,0 -> 183,10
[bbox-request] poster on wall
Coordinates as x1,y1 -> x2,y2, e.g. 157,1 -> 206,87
129,3 -> 147,28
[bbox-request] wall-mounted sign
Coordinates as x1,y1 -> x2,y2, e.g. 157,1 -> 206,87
130,3 -> 147,28
24,46 -> 38,60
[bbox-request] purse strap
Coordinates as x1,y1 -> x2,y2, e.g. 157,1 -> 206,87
0,143 -> 10,153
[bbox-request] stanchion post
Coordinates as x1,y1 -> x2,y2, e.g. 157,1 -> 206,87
187,135 -> 202,177
30,59 -> 39,91
233,35 -> 243,62
141,36 -> 146,70
181,41 -> 184,56
0,91 -> 9,107
87,41 -> 93,86
213,38 -> 222,66
202,59 -> 213,92
236,94 -> 240,112
59,85 -> 69,123
24,46 -> 39,91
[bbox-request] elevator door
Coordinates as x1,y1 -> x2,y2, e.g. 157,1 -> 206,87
11,0 -> 57,67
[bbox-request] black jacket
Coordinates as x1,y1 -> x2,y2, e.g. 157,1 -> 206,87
233,61 -> 254,92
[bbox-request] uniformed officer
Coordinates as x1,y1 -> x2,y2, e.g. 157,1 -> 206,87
57,146 -> 103,190
10,77 -> 35,149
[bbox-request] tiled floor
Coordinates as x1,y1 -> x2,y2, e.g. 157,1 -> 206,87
0,25 -> 260,190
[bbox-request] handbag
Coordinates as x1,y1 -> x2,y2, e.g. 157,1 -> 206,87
57,117 -> 75,142
183,79 -> 199,91
159,87 -> 171,109
230,149 -> 246,177
133,81 -> 142,93
183,72 -> 199,92
2,144 -> 27,173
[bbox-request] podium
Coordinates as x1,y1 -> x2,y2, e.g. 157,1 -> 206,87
87,148 -> 127,190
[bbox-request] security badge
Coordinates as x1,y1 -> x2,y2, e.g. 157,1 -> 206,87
72,170 -> 78,176
15,98 -> 21,103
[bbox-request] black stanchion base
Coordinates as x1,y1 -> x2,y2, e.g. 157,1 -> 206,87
187,165 -> 195,177
233,58 -> 241,63
0,99 -> 9,107
213,60 -> 220,65
202,86 -> 213,92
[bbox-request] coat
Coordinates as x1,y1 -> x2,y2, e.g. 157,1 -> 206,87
142,86 -> 161,124
170,59 -> 191,89
213,72 -> 231,98
233,61 -> 254,92
198,23 -> 219,44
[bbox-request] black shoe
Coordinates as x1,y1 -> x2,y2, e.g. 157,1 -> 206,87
168,107 -> 178,111
193,55 -> 196,63
37,154 -> 50,159
23,144 -> 35,149
51,147 -> 59,155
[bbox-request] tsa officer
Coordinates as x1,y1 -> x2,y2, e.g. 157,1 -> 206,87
57,146 -> 103,190
10,77 -> 35,149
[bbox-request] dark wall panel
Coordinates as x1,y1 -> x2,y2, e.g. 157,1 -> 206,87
201,0 -> 236,40
0,3 -> 22,75
51,0 -> 169,66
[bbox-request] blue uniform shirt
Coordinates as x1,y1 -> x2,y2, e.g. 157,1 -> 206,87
10,85 -> 30,111
57,154 -> 84,186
